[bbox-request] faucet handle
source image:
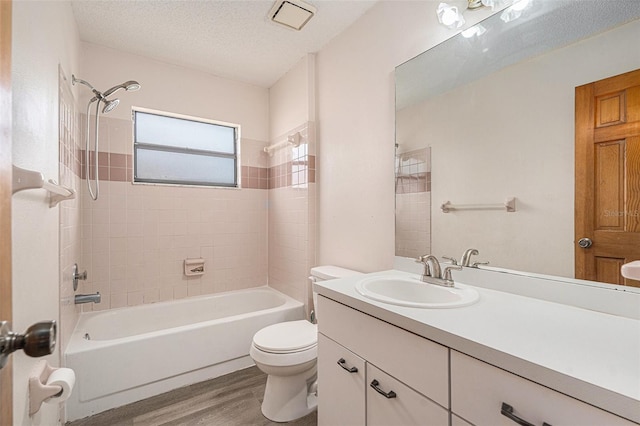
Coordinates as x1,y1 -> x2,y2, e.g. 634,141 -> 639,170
471,261 -> 489,268
442,256 -> 458,266
442,265 -> 463,282
415,255 -> 432,277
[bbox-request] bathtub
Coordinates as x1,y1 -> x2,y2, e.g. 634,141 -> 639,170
65,286 -> 304,421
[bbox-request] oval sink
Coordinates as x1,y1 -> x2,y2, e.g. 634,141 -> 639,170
355,276 -> 479,309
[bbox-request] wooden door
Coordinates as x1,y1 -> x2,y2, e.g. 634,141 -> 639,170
0,0 -> 13,424
575,69 -> 640,286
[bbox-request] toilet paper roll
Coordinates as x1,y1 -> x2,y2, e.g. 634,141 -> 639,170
45,368 -> 76,403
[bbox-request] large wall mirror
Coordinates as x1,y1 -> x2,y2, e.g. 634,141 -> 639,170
395,0 -> 640,286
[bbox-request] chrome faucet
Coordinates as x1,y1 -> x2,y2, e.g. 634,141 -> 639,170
415,255 -> 462,287
461,249 -> 479,267
74,293 -> 101,304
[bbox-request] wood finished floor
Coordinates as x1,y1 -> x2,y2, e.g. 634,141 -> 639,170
66,366 -> 317,426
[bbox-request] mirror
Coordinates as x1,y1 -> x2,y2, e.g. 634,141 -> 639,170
395,0 -> 640,283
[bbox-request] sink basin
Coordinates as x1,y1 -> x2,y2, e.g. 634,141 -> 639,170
355,276 -> 479,309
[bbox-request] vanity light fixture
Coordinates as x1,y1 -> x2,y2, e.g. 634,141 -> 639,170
437,0 -> 531,30
436,3 -> 465,29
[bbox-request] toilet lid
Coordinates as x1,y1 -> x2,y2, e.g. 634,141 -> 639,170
253,321 -> 317,354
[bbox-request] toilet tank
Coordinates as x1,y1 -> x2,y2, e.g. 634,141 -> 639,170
310,266 -> 362,320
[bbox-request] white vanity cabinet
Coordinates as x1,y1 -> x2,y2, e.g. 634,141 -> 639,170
317,333 -> 366,426
450,351 -> 636,426
366,363 -> 449,425
317,296 -> 449,426
317,294 -> 637,426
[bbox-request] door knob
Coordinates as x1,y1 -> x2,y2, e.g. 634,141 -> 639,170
578,237 -> 593,248
0,320 -> 57,369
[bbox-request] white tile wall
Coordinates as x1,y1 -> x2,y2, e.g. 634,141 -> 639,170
75,116 -> 316,311
267,122 -> 316,310
59,68 -> 82,351
395,191 -> 431,259
78,116 -> 270,311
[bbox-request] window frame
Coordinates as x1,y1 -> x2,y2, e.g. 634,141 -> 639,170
132,107 -> 240,188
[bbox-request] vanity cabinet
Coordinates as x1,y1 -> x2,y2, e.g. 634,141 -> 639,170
317,294 -> 636,426
366,363 -> 449,425
317,295 -> 449,426
450,351 -> 635,426
317,333 -> 365,426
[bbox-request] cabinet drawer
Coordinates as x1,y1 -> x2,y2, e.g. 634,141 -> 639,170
318,296 -> 449,408
451,351 -> 635,426
367,363 -> 449,426
318,334 -> 365,426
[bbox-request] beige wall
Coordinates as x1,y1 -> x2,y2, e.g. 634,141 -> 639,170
11,1 -> 80,424
79,43 -> 269,141
268,55 -> 316,310
315,1 -> 493,272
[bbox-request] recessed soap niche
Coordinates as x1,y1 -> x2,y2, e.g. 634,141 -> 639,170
184,258 -> 205,277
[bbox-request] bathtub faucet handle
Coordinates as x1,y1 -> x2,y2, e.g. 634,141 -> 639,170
72,263 -> 87,291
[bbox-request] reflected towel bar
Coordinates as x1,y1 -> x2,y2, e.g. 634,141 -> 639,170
441,197 -> 516,213
12,165 -> 76,207
263,132 -> 302,156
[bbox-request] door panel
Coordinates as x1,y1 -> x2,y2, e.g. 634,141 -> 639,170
576,69 -> 640,287
0,1 -> 13,424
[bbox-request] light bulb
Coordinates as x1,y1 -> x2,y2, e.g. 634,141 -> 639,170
436,3 -> 465,29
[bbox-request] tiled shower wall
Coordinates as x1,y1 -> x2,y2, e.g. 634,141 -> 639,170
74,116 -> 316,312
77,115 -> 270,311
58,68 -> 82,351
395,147 -> 431,259
267,123 -> 316,308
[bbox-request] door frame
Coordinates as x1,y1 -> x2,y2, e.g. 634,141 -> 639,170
0,0 -> 13,424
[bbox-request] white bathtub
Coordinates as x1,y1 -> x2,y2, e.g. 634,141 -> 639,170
65,286 -> 304,421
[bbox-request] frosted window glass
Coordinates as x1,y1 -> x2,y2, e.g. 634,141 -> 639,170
136,149 -> 236,185
133,109 -> 239,187
135,111 -> 235,154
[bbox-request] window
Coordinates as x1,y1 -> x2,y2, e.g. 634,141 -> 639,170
133,108 -> 239,187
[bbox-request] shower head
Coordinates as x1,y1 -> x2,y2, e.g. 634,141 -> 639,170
101,98 -> 120,114
103,80 -> 141,97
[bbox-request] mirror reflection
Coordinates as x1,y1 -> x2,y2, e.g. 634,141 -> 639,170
395,0 -> 640,285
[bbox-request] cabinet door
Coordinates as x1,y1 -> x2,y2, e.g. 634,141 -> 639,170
318,296 -> 449,407
367,364 -> 449,426
451,351 -> 635,426
318,333 -> 366,426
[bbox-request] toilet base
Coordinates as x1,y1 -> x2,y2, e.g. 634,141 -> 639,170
261,368 -> 317,422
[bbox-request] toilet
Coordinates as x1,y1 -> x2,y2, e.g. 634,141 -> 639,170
249,266 -> 361,422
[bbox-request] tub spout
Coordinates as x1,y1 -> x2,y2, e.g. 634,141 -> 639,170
75,292 -> 101,304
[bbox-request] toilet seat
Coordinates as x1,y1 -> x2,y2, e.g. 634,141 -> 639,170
252,320 -> 317,354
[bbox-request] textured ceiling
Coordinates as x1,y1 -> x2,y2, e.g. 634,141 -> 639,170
71,0 -> 377,88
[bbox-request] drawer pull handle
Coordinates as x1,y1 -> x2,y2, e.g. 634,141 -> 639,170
370,379 -> 397,399
337,358 -> 358,373
501,403 -> 552,426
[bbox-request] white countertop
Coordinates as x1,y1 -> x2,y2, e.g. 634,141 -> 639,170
314,269 -> 640,423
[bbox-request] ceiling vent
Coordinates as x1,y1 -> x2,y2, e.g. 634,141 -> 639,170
268,0 -> 317,31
